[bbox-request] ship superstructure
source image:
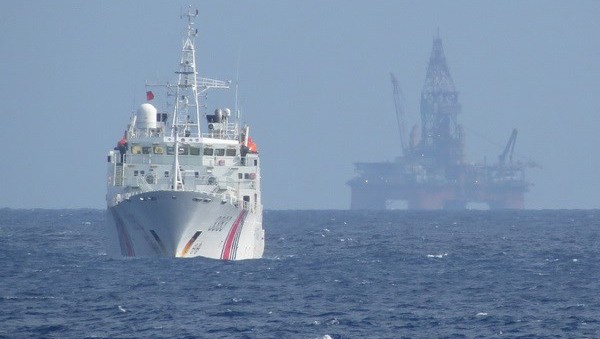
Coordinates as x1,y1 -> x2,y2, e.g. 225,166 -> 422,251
348,34 -> 534,210
106,9 -> 264,259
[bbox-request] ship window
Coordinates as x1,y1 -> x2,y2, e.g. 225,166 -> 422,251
107,155 -> 111,163
244,173 -> 250,179
140,170 -> 145,175
164,171 -> 169,177
134,170 -> 139,176
158,113 -> 168,122
166,146 -> 175,155
226,149 -> 236,156
178,145 -> 189,155
203,148 -> 213,156
153,146 -> 164,154
243,195 -> 250,202
194,171 -> 199,178
190,147 -> 201,156
215,149 -> 225,156
238,173 -> 243,179
254,159 -> 258,166
142,146 -> 151,154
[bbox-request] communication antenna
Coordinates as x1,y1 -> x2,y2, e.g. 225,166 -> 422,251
235,48 -> 242,121
181,5 -> 199,21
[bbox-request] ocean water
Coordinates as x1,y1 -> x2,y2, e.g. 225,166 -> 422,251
1,209 -> 599,338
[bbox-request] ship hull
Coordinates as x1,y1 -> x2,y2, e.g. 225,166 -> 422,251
106,191 -> 264,260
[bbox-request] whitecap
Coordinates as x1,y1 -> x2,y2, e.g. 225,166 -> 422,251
426,253 -> 448,258
328,318 -> 340,325
476,312 -> 488,317
118,305 -> 126,312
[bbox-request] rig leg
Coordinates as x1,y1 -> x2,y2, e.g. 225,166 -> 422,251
408,190 -> 458,210
488,193 -> 525,209
349,188 -> 387,210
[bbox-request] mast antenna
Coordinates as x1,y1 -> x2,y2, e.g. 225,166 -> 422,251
171,6 -> 201,137
181,5 -> 199,21
235,48 -> 242,120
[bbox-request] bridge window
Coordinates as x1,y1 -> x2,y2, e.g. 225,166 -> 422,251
134,170 -> 139,176
226,149 -> 236,156
178,145 -> 189,155
164,171 -> 169,177
215,149 -> 225,156
190,146 -> 201,156
167,146 -> 175,155
203,148 -> 213,156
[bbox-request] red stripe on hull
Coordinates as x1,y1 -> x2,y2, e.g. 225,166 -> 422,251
221,210 -> 246,260
110,209 -> 135,257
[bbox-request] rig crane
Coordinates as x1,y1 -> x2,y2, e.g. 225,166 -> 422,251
390,73 -> 408,155
498,128 -> 518,166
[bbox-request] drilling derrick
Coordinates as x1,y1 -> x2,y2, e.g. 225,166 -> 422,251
348,34 -> 532,210
419,35 -> 464,168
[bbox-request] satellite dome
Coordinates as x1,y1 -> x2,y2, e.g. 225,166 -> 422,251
136,103 -> 158,129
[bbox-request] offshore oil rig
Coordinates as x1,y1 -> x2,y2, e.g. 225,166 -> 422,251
348,34 -> 534,210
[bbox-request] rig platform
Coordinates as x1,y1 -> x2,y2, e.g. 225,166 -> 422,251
348,34 -> 533,210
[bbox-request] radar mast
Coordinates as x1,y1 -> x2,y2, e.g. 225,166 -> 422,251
171,7 -> 201,138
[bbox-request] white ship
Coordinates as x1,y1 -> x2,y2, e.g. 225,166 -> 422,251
105,9 -> 264,260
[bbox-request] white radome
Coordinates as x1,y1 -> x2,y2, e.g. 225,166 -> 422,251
135,103 -> 158,129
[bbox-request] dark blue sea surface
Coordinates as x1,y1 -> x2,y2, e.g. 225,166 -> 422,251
1,209 -> 599,338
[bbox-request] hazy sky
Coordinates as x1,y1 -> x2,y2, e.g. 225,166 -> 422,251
1,1 -> 599,209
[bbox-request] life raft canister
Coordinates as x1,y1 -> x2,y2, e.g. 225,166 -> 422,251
248,137 -> 258,153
